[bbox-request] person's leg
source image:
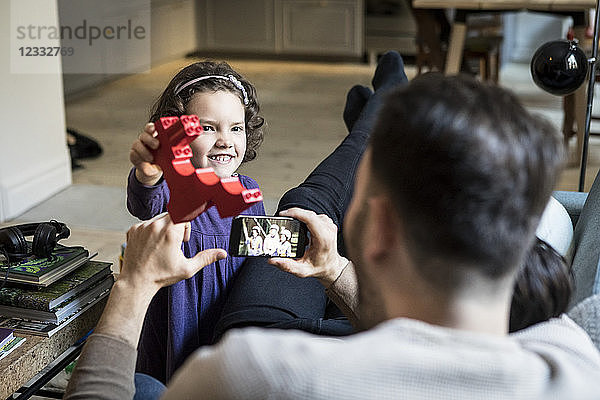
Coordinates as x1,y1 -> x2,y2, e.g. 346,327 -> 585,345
133,373 -> 166,400
214,256 -> 329,336
214,52 -> 408,340
277,51 -> 408,252
212,86 -> 374,339
135,288 -> 168,384
277,84 -> 373,255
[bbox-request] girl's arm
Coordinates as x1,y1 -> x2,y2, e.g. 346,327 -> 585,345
126,168 -> 169,220
127,123 -> 168,220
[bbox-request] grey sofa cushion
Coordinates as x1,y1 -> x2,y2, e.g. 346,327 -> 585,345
568,294 -> 600,351
552,190 -> 588,227
568,172 -> 600,306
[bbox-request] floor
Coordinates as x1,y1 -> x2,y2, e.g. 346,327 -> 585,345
7,56 -> 600,272
6,55 -> 600,399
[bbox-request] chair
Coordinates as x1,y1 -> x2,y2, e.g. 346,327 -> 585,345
462,13 -> 504,83
410,4 -> 450,73
412,8 -> 503,83
365,0 -> 419,66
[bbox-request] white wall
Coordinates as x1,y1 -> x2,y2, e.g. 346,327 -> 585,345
0,0 -> 71,222
502,11 -> 573,65
151,0 -> 197,66
63,0 -> 194,96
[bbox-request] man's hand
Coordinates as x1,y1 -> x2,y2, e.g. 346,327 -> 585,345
269,208 -> 349,288
93,213 -> 227,348
121,213 -> 227,296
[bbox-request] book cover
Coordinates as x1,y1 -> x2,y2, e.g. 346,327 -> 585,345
0,275 -> 113,323
0,260 -> 112,311
0,244 -> 96,286
0,336 -> 26,361
0,327 -> 14,349
0,286 -> 110,337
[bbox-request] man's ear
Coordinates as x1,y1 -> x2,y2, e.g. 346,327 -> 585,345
363,196 -> 400,264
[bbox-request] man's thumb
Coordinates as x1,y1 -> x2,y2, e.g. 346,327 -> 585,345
191,248 -> 228,270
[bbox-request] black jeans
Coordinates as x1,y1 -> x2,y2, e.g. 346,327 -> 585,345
214,52 -> 408,340
214,125 -> 371,338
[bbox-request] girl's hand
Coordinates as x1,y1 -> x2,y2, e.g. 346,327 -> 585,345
130,123 -> 163,186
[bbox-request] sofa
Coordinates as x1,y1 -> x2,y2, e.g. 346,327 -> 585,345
549,171 -> 600,350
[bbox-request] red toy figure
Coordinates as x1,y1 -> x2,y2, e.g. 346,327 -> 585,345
152,115 -> 262,223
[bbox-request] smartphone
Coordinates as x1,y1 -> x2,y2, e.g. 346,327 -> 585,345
229,215 -> 308,258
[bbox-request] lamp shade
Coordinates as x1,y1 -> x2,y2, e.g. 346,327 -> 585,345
530,40 -> 588,96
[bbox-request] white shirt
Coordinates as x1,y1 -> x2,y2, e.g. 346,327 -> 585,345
163,315 -> 600,400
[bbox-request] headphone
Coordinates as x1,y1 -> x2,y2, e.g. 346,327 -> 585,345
0,221 -> 70,263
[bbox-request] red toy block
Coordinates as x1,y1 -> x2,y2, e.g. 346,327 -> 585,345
152,115 -> 263,223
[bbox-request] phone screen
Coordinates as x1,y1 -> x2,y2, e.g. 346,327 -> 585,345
229,216 -> 308,258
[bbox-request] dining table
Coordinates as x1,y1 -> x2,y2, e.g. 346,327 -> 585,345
413,0 -> 597,167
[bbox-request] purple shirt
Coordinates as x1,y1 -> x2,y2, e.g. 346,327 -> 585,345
127,169 -> 265,383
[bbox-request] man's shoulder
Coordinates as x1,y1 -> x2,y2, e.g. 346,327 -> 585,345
166,319 -> 600,399
216,326 -> 346,362
212,316 -> 600,366
229,319 -> 600,394
164,327 -> 339,399
511,314 -> 600,369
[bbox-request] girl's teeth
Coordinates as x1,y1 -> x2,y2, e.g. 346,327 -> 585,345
210,155 -> 232,162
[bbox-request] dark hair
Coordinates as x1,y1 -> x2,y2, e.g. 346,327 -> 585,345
370,73 -> 564,289
149,60 -> 264,162
509,238 -> 573,332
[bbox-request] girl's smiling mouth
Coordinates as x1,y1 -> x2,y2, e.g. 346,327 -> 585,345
208,154 -> 235,163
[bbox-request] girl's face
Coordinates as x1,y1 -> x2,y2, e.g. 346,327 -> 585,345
186,90 -> 247,178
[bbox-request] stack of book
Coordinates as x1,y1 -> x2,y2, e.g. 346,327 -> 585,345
0,244 -> 113,337
0,327 -> 26,361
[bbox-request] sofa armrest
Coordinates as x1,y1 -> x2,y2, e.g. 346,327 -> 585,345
552,190 -> 588,227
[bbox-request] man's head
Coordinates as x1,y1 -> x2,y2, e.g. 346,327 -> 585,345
344,74 -> 564,329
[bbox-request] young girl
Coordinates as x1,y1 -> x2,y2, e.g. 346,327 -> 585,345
127,60 -> 266,383
246,225 -> 263,256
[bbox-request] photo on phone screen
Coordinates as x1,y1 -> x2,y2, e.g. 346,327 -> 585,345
229,216 -> 308,258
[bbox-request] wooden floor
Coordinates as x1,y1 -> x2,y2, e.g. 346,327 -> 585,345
67,58 -> 379,201
66,57 -> 600,196
9,56 -> 600,270
7,55 -> 600,398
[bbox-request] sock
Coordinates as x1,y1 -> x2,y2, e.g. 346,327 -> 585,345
351,51 -> 409,136
343,85 -> 373,132
371,51 -> 408,92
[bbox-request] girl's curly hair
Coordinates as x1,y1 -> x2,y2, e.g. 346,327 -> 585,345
149,60 -> 264,162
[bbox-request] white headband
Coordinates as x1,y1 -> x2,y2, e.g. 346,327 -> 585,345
174,74 -> 249,105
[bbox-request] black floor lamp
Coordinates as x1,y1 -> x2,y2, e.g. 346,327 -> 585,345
530,3 -> 600,192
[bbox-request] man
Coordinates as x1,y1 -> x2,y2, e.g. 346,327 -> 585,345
65,74 -> 600,399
